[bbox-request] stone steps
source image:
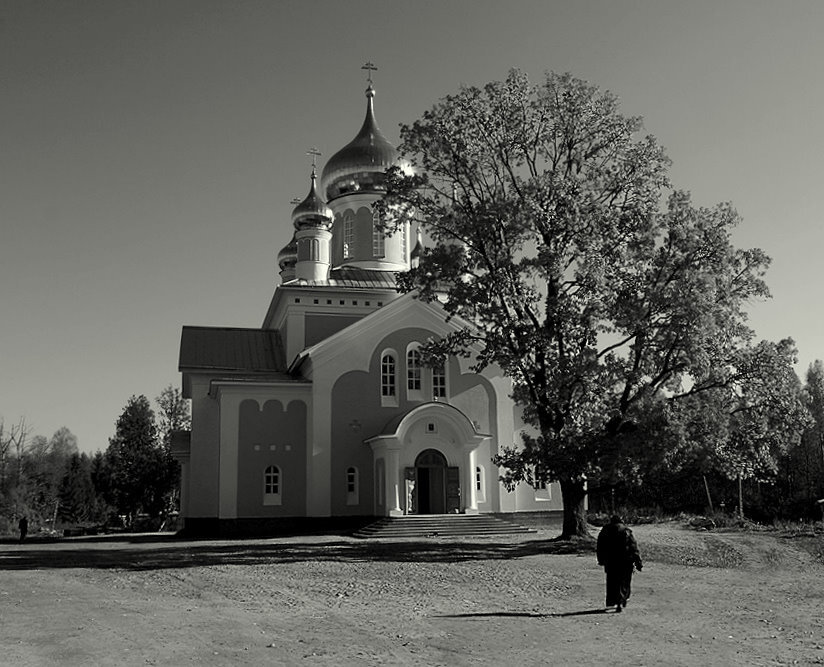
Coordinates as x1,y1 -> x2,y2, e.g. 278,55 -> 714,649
352,514 -> 536,539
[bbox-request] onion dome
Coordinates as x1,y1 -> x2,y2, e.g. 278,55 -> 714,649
410,226 -> 424,268
291,167 -> 333,230
321,85 -> 398,202
277,233 -> 298,272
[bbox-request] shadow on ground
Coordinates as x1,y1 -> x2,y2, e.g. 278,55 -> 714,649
436,608 -> 609,619
0,534 -> 595,571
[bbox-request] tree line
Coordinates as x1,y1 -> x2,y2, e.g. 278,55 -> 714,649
0,386 -> 189,536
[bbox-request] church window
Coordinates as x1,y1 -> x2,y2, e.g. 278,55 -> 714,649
343,212 -> 354,259
432,361 -> 447,399
406,345 -> 422,400
346,466 -> 359,505
372,208 -> 385,257
263,465 -> 282,506
380,351 -> 397,406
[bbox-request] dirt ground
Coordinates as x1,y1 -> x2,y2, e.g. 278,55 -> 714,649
1,521 -> 822,666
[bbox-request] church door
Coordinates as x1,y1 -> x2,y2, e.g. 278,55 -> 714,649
415,449 -> 455,514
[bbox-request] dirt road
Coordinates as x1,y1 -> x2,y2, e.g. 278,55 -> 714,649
1,523 -> 822,666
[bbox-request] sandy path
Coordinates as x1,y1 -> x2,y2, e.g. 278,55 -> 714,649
1,524 -> 822,666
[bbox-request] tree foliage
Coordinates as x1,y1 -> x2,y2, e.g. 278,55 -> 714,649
155,385 -> 191,449
385,70 -> 801,537
1,385 -> 185,534
104,395 -> 168,521
58,453 -> 99,524
154,385 -> 190,513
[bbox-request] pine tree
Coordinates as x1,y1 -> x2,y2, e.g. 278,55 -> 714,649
104,395 -> 168,522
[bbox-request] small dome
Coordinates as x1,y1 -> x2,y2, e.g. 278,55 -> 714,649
277,234 -> 298,270
321,85 -> 398,202
292,168 -> 333,230
410,226 -> 424,268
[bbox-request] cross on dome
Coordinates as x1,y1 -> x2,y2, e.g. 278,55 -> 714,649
361,61 -> 378,86
306,147 -> 322,178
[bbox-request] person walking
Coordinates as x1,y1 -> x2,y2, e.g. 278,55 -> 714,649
596,515 -> 643,612
18,516 -> 28,543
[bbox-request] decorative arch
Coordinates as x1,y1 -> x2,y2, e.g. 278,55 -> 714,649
366,401 -> 489,453
365,402 -> 491,517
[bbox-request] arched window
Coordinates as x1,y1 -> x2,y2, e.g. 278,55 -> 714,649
407,347 -> 422,397
475,465 -> 486,503
432,361 -> 447,399
346,466 -> 359,506
263,465 -> 282,506
372,208 -> 385,258
343,211 -> 354,259
380,351 -> 397,406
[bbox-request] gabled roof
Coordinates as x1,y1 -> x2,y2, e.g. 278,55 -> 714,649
291,291 -> 477,376
179,326 -> 287,374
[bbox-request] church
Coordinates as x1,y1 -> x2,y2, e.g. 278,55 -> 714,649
174,75 -> 563,535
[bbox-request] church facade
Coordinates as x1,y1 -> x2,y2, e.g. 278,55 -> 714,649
174,80 -> 562,535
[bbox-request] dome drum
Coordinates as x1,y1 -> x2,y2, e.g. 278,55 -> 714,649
324,170 -> 389,201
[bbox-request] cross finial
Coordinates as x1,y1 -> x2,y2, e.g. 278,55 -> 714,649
361,61 -> 378,85
306,147 -> 322,179
306,147 -> 322,169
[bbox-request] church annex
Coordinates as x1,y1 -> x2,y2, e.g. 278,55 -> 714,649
174,76 -> 562,535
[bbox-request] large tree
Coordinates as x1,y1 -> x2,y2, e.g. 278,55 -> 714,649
105,395 -> 168,521
385,70 -> 789,538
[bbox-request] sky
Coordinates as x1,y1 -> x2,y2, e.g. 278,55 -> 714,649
2,0 -> 823,453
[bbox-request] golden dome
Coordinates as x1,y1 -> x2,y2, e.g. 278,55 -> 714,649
277,234 -> 298,270
321,85 -> 398,202
292,168 -> 333,230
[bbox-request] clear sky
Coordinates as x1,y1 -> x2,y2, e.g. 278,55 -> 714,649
2,0 -> 823,453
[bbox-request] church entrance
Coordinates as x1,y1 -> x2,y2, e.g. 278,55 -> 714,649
407,449 -> 460,514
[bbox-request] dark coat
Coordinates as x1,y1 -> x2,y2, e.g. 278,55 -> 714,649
597,521 -> 642,571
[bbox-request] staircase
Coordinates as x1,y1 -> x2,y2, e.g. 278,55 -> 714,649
352,514 -> 536,539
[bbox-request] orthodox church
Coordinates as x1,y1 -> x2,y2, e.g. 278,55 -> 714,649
174,75 -> 562,535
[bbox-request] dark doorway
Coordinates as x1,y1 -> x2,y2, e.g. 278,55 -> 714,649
415,449 -> 450,514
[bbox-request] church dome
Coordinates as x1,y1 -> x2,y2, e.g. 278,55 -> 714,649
277,234 -> 298,271
321,85 -> 398,202
292,168 -> 333,230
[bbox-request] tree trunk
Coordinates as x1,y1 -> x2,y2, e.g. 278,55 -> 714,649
737,473 -> 744,520
702,475 -> 714,513
559,477 -> 590,539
